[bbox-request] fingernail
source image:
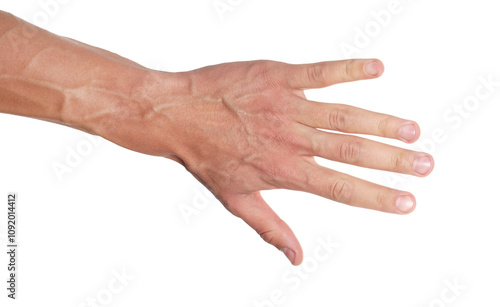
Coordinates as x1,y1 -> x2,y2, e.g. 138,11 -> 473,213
413,155 -> 432,176
281,248 -> 296,264
398,124 -> 416,142
364,61 -> 380,76
395,195 -> 415,213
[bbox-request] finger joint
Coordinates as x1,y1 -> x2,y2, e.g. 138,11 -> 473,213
376,117 -> 391,136
342,59 -> 355,81
329,178 -> 353,203
390,151 -> 408,172
327,110 -> 349,131
306,64 -> 326,86
337,141 -> 361,164
376,191 -> 391,212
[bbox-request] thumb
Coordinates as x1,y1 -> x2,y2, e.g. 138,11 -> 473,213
225,192 -> 303,265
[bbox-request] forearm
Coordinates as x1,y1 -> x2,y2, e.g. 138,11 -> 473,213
0,11 -> 183,145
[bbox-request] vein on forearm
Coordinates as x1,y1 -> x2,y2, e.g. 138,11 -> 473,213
0,75 -> 65,119
0,11 -> 171,137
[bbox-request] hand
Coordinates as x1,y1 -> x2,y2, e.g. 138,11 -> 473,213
0,13 -> 432,265
0,13 -> 433,264
92,59 -> 434,265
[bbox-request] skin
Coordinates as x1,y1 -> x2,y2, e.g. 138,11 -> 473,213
0,11 -> 433,265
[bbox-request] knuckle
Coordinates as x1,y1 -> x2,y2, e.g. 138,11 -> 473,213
342,59 -> 355,80
329,178 -> 353,203
250,60 -> 282,88
390,151 -> 409,171
306,64 -> 326,86
261,72 -> 280,89
376,191 -> 393,212
310,135 -> 322,155
258,222 -> 284,246
259,229 -> 276,245
260,159 -> 297,189
376,117 -> 391,136
327,109 -> 349,130
282,163 -> 315,191
337,141 -> 361,163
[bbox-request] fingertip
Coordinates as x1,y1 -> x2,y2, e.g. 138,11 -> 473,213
282,245 -> 303,266
281,248 -> 296,265
427,154 -> 435,175
293,244 -> 304,266
413,122 -> 421,142
398,121 -> 420,143
280,236 -> 303,265
395,193 -> 416,214
363,59 -> 384,78
413,153 -> 435,177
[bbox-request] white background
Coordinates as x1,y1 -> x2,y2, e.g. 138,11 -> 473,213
0,0 -> 499,306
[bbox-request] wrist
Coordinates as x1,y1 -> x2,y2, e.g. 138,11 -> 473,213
65,66 -> 192,157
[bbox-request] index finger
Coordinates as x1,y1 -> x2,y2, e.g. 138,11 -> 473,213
286,59 -> 384,89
